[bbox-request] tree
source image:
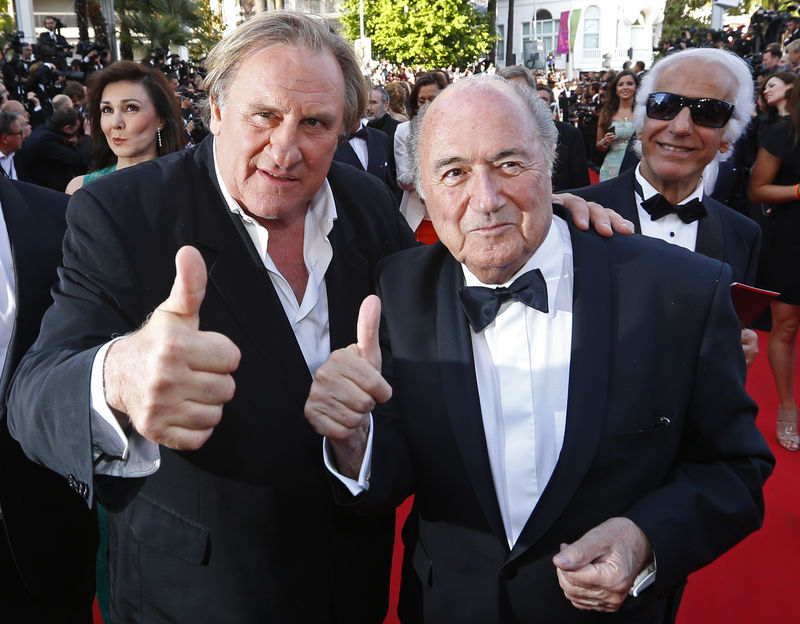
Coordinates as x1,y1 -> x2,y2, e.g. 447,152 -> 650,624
0,0 -> 18,50
188,0 -> 227,58
117,0 -> 202,57
339,0 -> 494,68
660,0 -> 709,46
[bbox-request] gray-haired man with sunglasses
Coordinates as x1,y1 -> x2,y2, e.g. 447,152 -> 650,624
571,48 -> 761,367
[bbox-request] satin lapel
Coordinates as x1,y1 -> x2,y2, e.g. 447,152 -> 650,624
615,168 -> 642,232
192,141 -> 312,411
436,254 -> 507,545
335,142 -> 364,172
695,199 -> 725,263
508,221 -> 611,561
326,202 -> 368,350
0,179 -> 41,400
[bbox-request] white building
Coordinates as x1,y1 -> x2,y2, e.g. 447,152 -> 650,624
494,0 -> 666,76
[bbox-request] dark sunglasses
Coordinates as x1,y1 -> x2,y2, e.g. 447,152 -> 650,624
646,92 -> 735,128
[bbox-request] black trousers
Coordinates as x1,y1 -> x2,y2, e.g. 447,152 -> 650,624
0,519 -> 93,624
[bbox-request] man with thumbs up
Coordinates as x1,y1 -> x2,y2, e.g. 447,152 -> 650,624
305,76 -> 772,623
7,13 -> 634,623
6,13 -> 416,624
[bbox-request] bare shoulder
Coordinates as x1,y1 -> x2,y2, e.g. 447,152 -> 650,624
65,175 -> 85,195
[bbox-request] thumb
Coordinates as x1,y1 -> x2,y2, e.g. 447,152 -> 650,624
357,295 -> 382,371
159,246 -> 208,328
553,539 -> 598,571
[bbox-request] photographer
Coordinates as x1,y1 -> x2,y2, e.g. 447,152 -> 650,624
178,89 -> 208,146
80,44 -> 111,78
36,16 -> 72,71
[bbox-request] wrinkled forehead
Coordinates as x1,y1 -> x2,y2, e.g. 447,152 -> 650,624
654,59 -> 736,102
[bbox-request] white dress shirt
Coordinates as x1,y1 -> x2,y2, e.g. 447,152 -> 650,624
467,216 -> 573,547
90,137 -> 337,476
635,165 -> 704,252
348,120 -> 369,171
0,152 -> 17,180
328,216 -> 573,550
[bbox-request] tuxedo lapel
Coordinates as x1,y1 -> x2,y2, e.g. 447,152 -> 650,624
366,133 -> 388,177
326,200 -> 369,350
334,142 -> 364,171
191,140 -> 312,412
695,199 -> 725,264
616,168 -> 643,232
0,180 -> 44,399
508,219 -> 611,561
436,253 -> 507,546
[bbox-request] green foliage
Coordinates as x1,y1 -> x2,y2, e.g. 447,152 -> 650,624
660,0 -> 709,46
727,0 -> 798,15
117,0 -> 203,52
0,0 -> 18,53
188,0 -> 226,58
339,0 -> 494,68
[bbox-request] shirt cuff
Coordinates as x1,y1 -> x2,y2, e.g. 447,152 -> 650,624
629,556 -> 657,597
90,338 -> 160,477
323,414 -> 374,496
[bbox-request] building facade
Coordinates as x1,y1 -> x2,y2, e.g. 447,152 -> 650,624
495,0 -> 666,76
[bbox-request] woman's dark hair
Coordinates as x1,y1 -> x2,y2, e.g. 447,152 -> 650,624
407,72 -> 448,119
87,60 -> 185,171
598,69 -> 639,131
761,70 -> 796,123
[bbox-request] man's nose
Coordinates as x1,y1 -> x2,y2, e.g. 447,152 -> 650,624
267,122 -> 302,168
469,168 -> 504,213
668,106 -> 693,134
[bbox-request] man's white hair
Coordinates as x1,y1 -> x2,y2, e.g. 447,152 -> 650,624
633,48 -> 755,162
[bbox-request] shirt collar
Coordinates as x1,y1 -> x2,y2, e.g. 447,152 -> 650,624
462,215 -> 571,317
634,163 -> 704,205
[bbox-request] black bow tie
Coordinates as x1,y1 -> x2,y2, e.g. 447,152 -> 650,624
640,194 -> 707,224
458,269 -> 548,333
349,127 -> 368,140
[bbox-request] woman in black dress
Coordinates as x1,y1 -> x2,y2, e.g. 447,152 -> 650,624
749,74 -> 800,451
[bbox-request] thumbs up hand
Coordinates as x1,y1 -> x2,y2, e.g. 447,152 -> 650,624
305,295 -> 391,478
103,246 -> 241,451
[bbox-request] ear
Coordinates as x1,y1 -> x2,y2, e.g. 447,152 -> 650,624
719,141 -> 731,154
209,98 -> 222,136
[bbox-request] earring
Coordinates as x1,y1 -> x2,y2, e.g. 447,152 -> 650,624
157,127 -> 162,150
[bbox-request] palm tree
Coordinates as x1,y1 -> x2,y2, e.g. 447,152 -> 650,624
117,0 -> 202,58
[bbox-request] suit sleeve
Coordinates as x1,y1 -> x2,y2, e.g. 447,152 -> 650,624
623,261 -> 774,592
7,186 -> 154,508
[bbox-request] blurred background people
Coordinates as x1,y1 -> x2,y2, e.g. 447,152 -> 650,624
749,84 -> 800,452
596,69 -> 639,181
394,71 -> 447,242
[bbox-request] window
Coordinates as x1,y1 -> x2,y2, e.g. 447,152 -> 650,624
583,5 -> 600,50
535,9 -> 560,57
497,24 -> 505,63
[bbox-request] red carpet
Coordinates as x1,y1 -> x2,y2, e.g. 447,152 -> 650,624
383,330 -> 799,623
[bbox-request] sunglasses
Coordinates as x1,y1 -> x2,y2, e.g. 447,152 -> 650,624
646,92 -> 735,128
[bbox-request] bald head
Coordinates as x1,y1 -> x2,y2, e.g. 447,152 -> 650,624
52,94 -> 72,111
407,76 -> 559,284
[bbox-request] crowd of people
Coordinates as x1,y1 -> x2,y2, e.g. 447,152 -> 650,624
0,7 -> 793,624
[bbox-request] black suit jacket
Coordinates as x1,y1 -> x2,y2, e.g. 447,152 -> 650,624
0,178 -> 97,617
8,136 -> 416,623
552,120 -> 590,192
333,127 -> 395,193
569,167 -> 761,284
346,214 -> 772,623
